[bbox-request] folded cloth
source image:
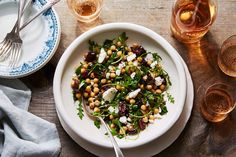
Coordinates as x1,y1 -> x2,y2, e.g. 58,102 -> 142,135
0,79 -> 61,157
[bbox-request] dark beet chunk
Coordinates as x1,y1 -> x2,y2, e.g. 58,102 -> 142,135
138,119 -> 146,130
85,51 -> 96,62
131,46 -> 146,56
118,102 -> 129,116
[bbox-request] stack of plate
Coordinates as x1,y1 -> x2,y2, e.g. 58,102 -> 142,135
53,23 -> 194,157
0,0 -> 60,78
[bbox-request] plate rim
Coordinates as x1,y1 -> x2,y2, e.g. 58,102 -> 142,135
0,0 -> 61,78
53,22 -> 187,149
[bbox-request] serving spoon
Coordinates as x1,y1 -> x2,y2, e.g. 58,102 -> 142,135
82,98 -> 125,157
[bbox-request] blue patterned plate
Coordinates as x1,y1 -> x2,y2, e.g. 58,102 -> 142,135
0,0 -> 60,78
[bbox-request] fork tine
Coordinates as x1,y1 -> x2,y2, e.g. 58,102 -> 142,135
10,43 -> 21,68
9,44 -> 18,67
13,43 -> 22,67
0,40 -> 13,61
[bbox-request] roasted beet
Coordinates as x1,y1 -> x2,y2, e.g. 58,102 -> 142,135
127,129 -> 137,135
138,119 -> 146,130
146,74 -> 155,84
85,51 -> 96,62
71,79 -> 79,89
81,70 -> 88,79
131,46 -> 146,56
118,102 -> 129,116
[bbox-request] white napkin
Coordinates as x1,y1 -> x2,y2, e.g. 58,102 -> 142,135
0,79 -> 61,157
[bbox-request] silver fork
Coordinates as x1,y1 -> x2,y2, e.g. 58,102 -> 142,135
82,98 -> 125,157
0,0 -> 60,67
0,0 -> 30,65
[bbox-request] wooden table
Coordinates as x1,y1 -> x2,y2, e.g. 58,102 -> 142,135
21,0 -> 236,156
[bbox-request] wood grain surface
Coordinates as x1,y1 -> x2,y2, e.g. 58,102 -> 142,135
21,0 -> 236,156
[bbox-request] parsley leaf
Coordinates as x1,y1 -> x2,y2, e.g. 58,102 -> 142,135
77,100 -> 84,119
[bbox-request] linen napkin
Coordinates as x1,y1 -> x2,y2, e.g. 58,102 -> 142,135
0,79 -> 61,157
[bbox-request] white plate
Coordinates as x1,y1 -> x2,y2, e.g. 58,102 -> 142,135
53,23 -> 187,149
57,56 -> 193,157
0,0 -> 61,78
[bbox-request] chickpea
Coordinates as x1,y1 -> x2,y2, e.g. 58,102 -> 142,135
127,125 -> 134,131
83,63 -> 88,68
160,84 -> 166,90
121,86 -> 125,90
142,117 -> 148,123
125,47 -> 131,52
128,51 -> 133,56
90,92 -> 95,97
146,85 -> 152,90
83,92 -> 89,98
89,103 -> 95,109
94,107 -> 100,112
107,80 -> 112,83
85,86 -> 91,92
147,60 -> 152,65
116,84 -> 122,90
140,84 -> 144,90
94,78 -> 99,83
101,79 -> 106,84
93,83 -> 98,87
122,56 -> 127,61
121,68 -> 126,74
156,89 -> 162,94
149,115 -> 155,120
109,115 -> 114,120
105,56 -> 109,60
110,45 -> 116,51
117,41 -> 122,47
119,129 -> 125,135
110,72 -> 116,78
81,68 -> 86,74
137,57 -> 143,62
132,43 -> 139,48
143,75 -> 147,81
94,100 -> 100,106
93,87 -> 99,94
88,97 -> 94,102
128,61 -> 133,66
123,126 -> 128,131
110,123 -> 116,128
154,108 -> 159,114
90,72 -> 95,78
141,105 -> 147,111
75,93 -> 81,99
130,99 -> 136,104
107,50 -> 112,56
85,78 -> 91,84
117,51 -> 122,56
125,96 -> 130,101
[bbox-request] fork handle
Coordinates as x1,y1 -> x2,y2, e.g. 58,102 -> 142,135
98,117 -> 125,157
20,0 -> 60,31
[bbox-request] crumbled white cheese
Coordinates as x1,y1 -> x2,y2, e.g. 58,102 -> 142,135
108,66 -> 113,70
116,69 -> 121,76
163,92 -> 168,101
149,119 -> 154,123
127,117 -> 132,122
130,72 -> 136,79
146,101 -> 150,106
106,73 -> 110,79
108,106 -> 115,113
127,54 -> 136,62
133,60 -> 138,66
155,76 -> 164,86
128,88 -> 141,98
145,53 -> 153,62
114,107 -> 119,114
118,62 -> 126,69
150,61 -> 158,69
98,48 -> 107,63
102,88 -> 117,102
119,116 -> 127,124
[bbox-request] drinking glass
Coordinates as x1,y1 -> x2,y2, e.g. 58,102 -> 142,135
218,35 -> 236,77
200,83 -> 236,122
170,0 -> 218,43
67,0 -> 103,23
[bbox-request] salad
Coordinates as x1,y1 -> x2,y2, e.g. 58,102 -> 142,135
71,32 -> 174,139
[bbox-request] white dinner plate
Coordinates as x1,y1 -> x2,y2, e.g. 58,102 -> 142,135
0,0 -> 61,78
53,23 -> 187,148
57,56 -> 193,157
